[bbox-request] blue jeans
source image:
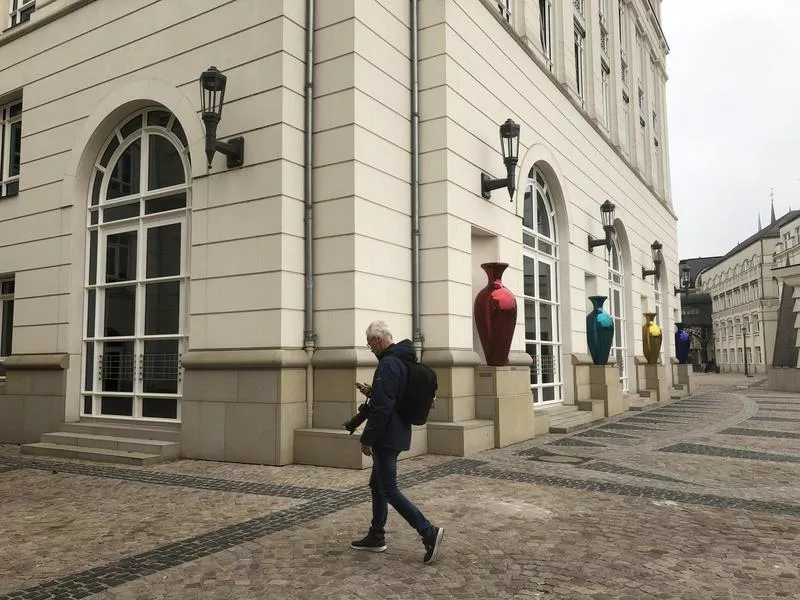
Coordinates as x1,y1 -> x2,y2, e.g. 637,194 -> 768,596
369,447 -> 433,539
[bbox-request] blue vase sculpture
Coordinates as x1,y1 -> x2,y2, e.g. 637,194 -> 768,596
675,322 -> 690,364
586,295 -> 615,365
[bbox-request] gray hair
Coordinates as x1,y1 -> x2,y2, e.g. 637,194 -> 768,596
365,320 -> 393,342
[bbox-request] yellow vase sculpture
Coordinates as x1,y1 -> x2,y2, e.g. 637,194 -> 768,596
642,312 -> 662,365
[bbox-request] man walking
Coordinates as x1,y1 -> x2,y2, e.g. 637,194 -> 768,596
350,320 -> 444,564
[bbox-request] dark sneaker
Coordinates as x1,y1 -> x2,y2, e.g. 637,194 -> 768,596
422,526 -> 444,564
350,534 -> 387,552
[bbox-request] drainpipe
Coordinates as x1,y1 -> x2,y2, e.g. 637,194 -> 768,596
411,0 -> 423,359
303,0 -> 316,427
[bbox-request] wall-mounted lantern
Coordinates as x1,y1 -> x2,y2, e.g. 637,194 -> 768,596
587,200 -> 616,252
673,263 -> 693,295
200,66 -> 245,169
642,240 -> 663,280
481,118 -> 520,200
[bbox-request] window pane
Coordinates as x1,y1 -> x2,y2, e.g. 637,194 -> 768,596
88,230 -> 98,285
523,232 -> 536,248
171,119 -> 188,148
538,262 -> 552,301
91,171 -> 102,206
523,256 -> 536,297
524,300 -> 537,340
145,281 -> 180,335
143,339 -> 179,394
120,115 -> 142,139
103,202 -> 140,223
5,180 -> 19,196
146,223 -> 181,278
145,192 -> 186,215
523,185 -> 534,230
101,396 -> 133,416
9,121 -> 21,177
99,135 -> 120,168
107,139 -> 141,199
536,192 -> 551,237
104,286 -> 136,337
142,397 -> 178,419
101,340 -> 134,392
1,299 -> 13,356
148,135 -> 184,190
84,343 -> 94,392
527,343 -> 538,385
106,231 -> 137,283
540,304 -> 554,342
83,396 -> 92,414
86,290 -> 96,338
147,110 -> 171,128
538,239 -> 553,255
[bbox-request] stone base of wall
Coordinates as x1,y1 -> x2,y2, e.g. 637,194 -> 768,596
180,349 -> 308,466
0,354 -> 69,444
767,367 -> 800,392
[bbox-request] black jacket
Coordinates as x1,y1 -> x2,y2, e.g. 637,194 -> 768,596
360,339 -> 414,451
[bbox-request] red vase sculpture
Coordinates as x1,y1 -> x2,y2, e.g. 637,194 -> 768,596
474,262 -> 518,366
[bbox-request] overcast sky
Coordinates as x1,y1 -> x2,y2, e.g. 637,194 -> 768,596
662,1 -> 800,259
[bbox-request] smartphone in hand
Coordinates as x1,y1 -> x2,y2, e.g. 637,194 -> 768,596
355,382 -> 373,398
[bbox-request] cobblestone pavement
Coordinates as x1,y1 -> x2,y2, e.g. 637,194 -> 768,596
2,374 -> 800,599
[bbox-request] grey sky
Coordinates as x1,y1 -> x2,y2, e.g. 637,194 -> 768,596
662,1 -> 800,259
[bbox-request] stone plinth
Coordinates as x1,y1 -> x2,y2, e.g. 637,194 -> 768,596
671,360 -> 695,394
474,365 -> 536,448
636,356 -> 669,402
588,364 -> 628,416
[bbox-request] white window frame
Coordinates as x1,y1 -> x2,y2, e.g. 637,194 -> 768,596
523,168 -> 562,405
0,99 -> 22,197
83,107 -> 191,422
8,0 -> 34,27
607,237 -> 628,391
539,0 -> 553,70
601,64 -> 611,130
621,92 -> 630,153
574,24 -> 586,100
0,275 -> 14,380
497,0 -> 512,24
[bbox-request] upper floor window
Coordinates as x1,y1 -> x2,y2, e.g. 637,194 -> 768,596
574,25 -> 586,100
0,275 -> 14,379
573,0 -> 585,20
601,65 -> 611,130
8,0 -> 34,27
0,100 -> 22,198
497,0 -> 512,24
599,0 -> 609,58
619,3 -> 629,87
539,0 -> 553,69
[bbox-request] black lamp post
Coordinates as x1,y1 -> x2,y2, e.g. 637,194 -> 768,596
674,263 -> 693,295
742,326 -> 752,377
481,118 -> 520,200
200,66 -> 245,169
642,241 -> 663,280
587,200 -> 616,252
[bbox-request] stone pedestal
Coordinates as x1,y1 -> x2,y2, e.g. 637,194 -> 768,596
588,364 -> 628,416
474,365 -> 536,448
636,357 -> 669,402
671,361 -> 694,394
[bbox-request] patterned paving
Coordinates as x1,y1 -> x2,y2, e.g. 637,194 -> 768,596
659,442 -> 800,463
2,376 -> 800,599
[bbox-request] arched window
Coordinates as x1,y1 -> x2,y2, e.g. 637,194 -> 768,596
82,108 -> 190,421
607,236 -> 628,390
522,167 -> 561,404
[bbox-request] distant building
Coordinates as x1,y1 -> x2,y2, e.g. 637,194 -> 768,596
676,256 -> 720,368
693,211 -> 800,375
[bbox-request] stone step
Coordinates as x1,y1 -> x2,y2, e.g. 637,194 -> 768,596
294,426 -> 428,470
60,421 -> 181,443
21,442 -> 163,466
534,403 -> 578,417
548,411 -> 602,434
41,432 -> 180,458
426,419 -> 495,457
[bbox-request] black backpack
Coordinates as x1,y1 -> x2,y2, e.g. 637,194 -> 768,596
396,357 -> 438,426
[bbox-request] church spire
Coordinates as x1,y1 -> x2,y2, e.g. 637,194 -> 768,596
758,211 -> 762,231
770,188 -> 776,224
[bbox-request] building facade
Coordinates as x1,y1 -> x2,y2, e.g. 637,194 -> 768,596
0,0 -> 678,467
697,212 -> 800,376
